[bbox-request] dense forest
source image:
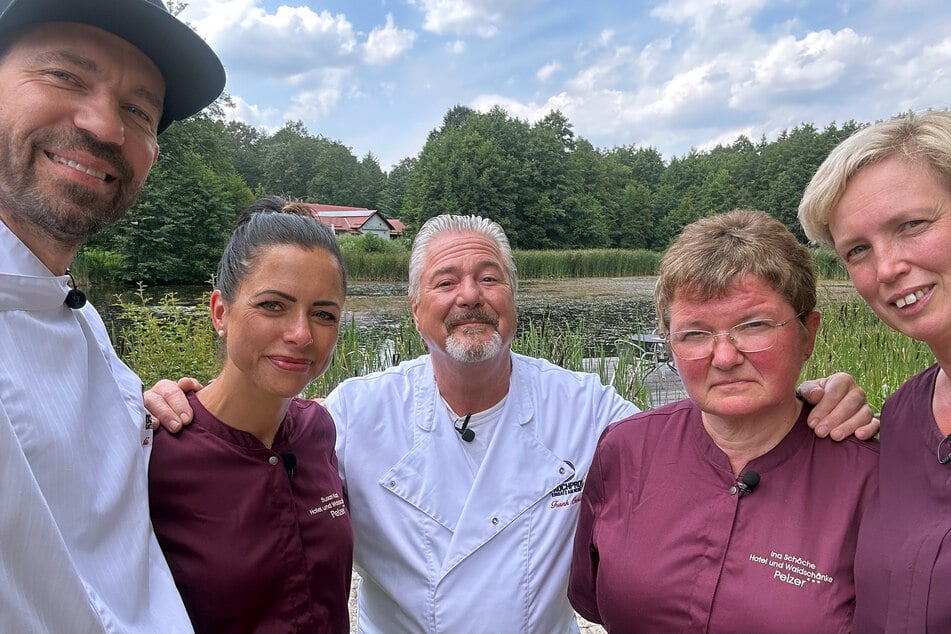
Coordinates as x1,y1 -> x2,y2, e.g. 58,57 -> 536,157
87,102 -> 870,284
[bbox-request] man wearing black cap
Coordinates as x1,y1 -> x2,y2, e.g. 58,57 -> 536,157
0,1 -> 224,631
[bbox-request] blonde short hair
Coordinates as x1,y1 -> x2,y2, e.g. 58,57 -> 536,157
799,110 -> 951,248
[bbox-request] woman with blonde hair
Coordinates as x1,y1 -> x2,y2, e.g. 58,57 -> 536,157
800,109 -> 951,632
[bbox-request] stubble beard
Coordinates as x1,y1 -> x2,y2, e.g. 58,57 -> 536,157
0,127 -> 141,246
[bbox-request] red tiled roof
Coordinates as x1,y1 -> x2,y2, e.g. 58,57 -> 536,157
299,203 -> 396,235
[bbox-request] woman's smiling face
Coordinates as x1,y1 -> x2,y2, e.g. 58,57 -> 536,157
830,156 -> 951,350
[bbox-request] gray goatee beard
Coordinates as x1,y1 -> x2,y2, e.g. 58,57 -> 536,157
445,328 -> 504,363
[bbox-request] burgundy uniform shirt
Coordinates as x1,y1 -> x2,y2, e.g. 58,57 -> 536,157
149,394 -> 353,633
569,399 -> 879,633
854,364 -> 951,633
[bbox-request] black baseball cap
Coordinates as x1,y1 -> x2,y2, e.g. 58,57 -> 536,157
0,0 -> 226,133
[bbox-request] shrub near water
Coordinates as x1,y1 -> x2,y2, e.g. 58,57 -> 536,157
71,248 -> 124,284
112,287 -> 220,388
810,248 -> 849,281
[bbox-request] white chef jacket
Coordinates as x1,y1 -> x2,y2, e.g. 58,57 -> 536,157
325,352 -> 638,633
0,222 -> 192,633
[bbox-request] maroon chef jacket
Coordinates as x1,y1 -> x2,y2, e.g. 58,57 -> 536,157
853,364 -> 951,633
569,399 -> 879,633
149,393 -> 353,633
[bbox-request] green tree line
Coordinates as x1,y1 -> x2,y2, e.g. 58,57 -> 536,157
83,103 -> 878,284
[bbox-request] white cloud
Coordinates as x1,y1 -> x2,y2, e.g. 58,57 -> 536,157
650,0 -> 766,30
284,68 -> 352,122
183,0 -> 951,170
536,61 -> 562,82
446,40 -> 467,54
363,14 -> 417,65
873,35 -> 951,114
187,1 -> 357,75
470,94 -> 548,122
221,94 -> 283,130
409,0 -> 538,37
738,29 -> 869,101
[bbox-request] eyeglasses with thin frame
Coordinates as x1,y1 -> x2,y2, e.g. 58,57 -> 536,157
664,313 -> 805,361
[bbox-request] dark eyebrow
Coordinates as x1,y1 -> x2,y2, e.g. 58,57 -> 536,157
38,49 -> 164,115
252,290 -> 341,310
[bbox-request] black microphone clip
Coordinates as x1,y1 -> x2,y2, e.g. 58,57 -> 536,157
64,268 -> 87,309
729,470 -> 760,497
281,452 -> 297,483
454,413 -> 475,442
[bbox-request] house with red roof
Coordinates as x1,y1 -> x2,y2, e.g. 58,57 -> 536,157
300,204 -> 403,240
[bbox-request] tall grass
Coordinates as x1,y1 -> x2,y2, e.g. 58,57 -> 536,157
302,316 -> 656,407
803,298 -> 933,409
342,252 -> 410,281
515,249 -> 661,278
811,248 -> 849,280
340,248 -> 843,282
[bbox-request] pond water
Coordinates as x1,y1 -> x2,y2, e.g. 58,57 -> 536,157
88,277 -> 859,357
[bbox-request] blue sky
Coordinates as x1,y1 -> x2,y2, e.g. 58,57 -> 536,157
181,0 -> 951,172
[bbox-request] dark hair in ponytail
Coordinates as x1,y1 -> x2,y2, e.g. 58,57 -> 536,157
216,196 -> 346,302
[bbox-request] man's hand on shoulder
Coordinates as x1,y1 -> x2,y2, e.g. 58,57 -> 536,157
145,378 -> 203,433
798,372 -> 879,441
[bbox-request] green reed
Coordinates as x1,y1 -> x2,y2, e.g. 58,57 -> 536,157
341,249 -> 662,281
515,249 -> 661,278
803,298 -> 934,411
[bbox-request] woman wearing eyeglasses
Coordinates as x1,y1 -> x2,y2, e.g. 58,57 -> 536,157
799,110 -> 951,633
568,209 -> 879,633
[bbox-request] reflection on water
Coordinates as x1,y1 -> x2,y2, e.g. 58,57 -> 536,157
88,277 -> 659,357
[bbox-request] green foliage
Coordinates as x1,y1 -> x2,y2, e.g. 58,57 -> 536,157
94,116 -> 254,284
112,286 -> 219,388
342,252 -> 411,281
303,318 -> 428,399
71,248 -> 123,284
340,248 -> 660,281
306,144 -> 385,208
338,232 -> 406,255
338,234 -> 411,280
379,157 -> 416,218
